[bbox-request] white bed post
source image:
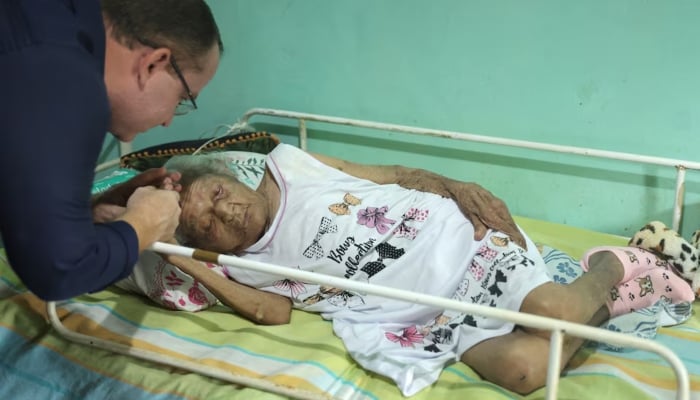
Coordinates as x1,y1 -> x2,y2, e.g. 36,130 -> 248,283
673,166 -> 686,232
299,119 -> 308,151
94,141 -> 133,172
120,141 -> 132,159
545,329 -> 564,400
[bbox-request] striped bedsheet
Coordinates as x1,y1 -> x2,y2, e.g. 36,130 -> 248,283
1,216 -> 699,400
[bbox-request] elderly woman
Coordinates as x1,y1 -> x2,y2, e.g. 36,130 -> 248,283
163,144 -> 693,396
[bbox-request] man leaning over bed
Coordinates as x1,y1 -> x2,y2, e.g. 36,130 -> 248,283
0,0 -> 221,300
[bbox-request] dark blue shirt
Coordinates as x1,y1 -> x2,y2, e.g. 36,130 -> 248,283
0,0 -> 139,300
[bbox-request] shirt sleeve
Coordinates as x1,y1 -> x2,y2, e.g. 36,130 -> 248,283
0,3 -> 139,300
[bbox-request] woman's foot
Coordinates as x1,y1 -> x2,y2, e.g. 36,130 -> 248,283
581,246 -> 666,284
607,265 -> 694,317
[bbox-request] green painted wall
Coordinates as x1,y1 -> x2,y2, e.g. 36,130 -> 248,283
120,0 -> 700,238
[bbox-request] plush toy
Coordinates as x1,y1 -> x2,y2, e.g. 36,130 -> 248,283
628,220 -> 700,297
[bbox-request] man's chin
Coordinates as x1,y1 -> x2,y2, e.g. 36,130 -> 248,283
109,129 -> 139,143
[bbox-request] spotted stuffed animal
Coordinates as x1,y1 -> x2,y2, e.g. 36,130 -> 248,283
628,220 -> 700,296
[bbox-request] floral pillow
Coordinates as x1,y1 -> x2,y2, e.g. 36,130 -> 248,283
114,250 -> 229,311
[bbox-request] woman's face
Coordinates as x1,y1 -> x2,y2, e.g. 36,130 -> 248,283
179,173 -> 269,254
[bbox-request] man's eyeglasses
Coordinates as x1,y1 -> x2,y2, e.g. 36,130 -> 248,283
137,38 -> 197,116
169,55 -> 198,116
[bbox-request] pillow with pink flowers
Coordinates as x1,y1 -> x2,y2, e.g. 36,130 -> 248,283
114,250 -> 227,311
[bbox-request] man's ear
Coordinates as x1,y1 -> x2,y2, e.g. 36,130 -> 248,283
136,47 -> 171,90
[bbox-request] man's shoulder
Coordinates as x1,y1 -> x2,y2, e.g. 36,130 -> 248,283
0,0 -> 105,62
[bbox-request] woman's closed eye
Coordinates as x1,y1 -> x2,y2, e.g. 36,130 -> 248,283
204,216 -> 217,240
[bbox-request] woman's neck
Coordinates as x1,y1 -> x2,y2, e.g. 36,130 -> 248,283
257,167 -> 281,230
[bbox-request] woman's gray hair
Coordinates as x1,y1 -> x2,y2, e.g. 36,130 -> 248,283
165,153 -> 236,189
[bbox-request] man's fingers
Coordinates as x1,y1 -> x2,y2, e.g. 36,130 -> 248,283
132,167 -> 168,186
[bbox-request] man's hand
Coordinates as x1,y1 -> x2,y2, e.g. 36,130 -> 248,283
94,167 -> 181,207
93,203 -> 128,223
92,167 -> 181,223
118,186 -> 182,250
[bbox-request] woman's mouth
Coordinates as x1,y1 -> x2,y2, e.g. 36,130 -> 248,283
235,205 -> 249,227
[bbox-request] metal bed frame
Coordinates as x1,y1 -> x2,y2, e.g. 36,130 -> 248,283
47,108 -> 700,400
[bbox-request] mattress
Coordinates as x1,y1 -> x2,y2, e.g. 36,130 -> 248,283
2,216 -> 696,400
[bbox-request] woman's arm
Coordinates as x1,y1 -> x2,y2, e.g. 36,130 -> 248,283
161,254 -> 293,325
310,152 -> 526,249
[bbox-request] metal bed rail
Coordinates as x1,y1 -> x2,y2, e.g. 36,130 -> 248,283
47,241 -> 691,400
240,107 -> 700,232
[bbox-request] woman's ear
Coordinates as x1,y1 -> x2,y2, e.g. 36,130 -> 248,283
136,47 -> 171,90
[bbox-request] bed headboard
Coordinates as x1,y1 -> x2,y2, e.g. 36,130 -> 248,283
237,108 -> 700,233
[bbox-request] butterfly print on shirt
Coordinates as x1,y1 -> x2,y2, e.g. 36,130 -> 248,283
328,193 -> 362,216
488,269 -> 508,297
273,278 -> 308,298
393,207 -> 429,240
357,205 -> 396,234
384,325 -> 424,348
327,290 -> 365,308
302,286 -> 365,308
360,242 -> 406,277
476,243 -> 499,261
303,217 -> 338,259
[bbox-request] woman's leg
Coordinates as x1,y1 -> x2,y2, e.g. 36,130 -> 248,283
521,249 -> 693,336
460,327 -> 583,394
518,251 -> 622,335
461,249 -> 690,394
460,251 -> 627,394
459,267 -> 616,394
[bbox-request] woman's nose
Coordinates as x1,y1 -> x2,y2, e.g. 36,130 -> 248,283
214,201 -> 234,222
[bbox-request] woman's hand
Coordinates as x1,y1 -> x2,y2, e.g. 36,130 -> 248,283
452,183 -> 526,248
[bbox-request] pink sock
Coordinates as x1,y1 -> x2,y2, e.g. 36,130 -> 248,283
581,246 -> 666,284
606,265 -> 694,318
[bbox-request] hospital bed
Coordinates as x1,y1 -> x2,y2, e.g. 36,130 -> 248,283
1,108 -> 700,400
